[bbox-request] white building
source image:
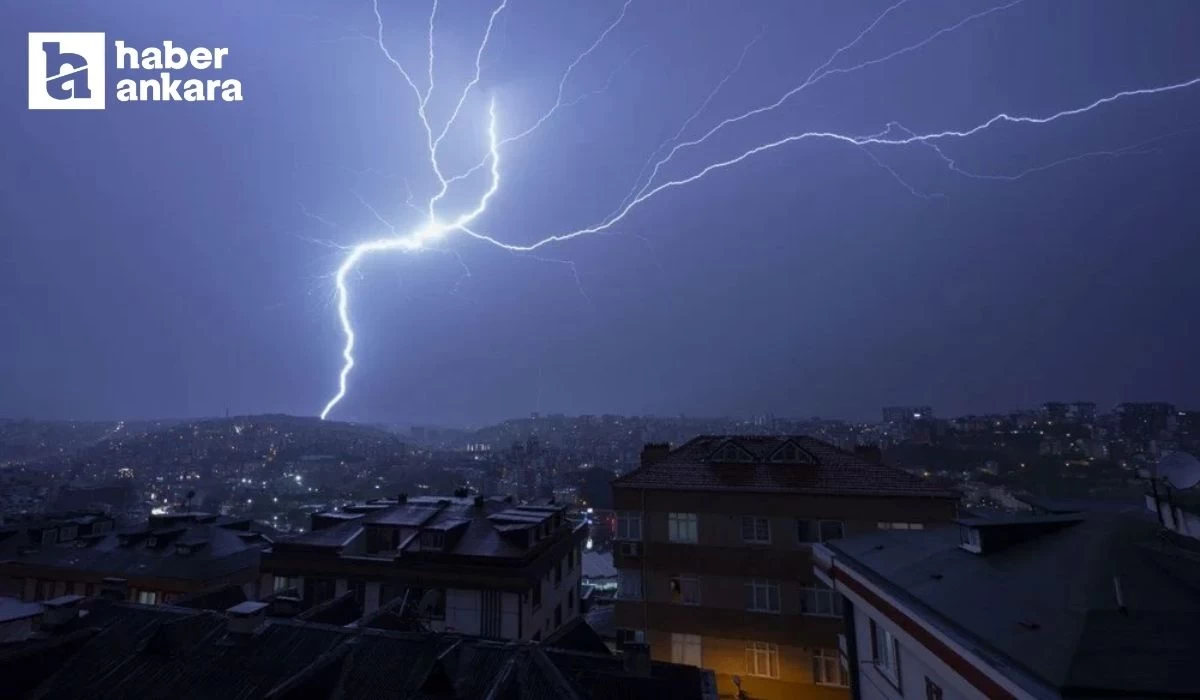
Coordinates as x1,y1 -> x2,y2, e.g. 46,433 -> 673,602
814,511 -> 1200,700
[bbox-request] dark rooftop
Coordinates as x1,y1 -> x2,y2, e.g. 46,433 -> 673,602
614,435 -> 956,497
2,601 -> 715,700
0,513 -> 266,582
828,510 -> 1200,696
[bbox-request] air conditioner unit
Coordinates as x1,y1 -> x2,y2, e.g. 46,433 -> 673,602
619,541 -> 641,557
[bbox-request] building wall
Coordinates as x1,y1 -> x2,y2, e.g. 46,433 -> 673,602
819,549 -> 1046,700
521,545 -> 582,640
612,486 -> 957,700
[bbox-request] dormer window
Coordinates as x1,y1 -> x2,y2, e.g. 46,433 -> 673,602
59,526 -> 77,542
421,530 -> 446,550
711,441 -> 755,463
769,441 -> 812,464
40,529 -> 56,546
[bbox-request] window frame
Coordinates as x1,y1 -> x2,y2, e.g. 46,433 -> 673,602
669,574 -> 701,606
798,518 -> 846,544
668,512 -> 699,544
617,569 -> 643,601
800,582 -> 843,617
813,647 -> 848,688
745,641 -> 780,679
745,579 -> 781,613
741,515 -> 772,544
616,512 -> 642,541
670,632 -> 703,667
870,619 -> 902,687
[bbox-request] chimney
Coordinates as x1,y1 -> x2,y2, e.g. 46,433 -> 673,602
473,495 -> 485,508
397,492 -> 408,504
640,443 -> 670,468
623,642 -> 651,676
41,595 -> 85,630
225,601 -> 269,635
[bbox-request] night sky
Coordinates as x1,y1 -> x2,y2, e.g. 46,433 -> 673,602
3,0 -> 1200,425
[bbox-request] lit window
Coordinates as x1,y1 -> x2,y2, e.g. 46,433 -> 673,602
801,582 -> 842,617
741,516 -> 771,544
870,619 -> 902,685
671,633 -> 702,667
669,575 -> 701,605
745,642 -> 779,679
273,575 -> 300,593
813,648 -> 848,687
668,512 -> 698,543
616,512 -> 642,541
745,579 -> 781,613
136,590 -> 158,605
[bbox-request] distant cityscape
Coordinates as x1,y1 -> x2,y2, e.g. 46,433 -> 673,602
2,402 -> 1197,699
2,401 -> 1196,530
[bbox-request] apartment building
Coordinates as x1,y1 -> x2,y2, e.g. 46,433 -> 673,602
611,436 -> 957,700
0,511 -> 267,604
813,510 -> 1200,699
261,494 -> 585,641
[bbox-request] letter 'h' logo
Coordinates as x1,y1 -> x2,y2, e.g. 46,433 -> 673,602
28,33 -> 106,110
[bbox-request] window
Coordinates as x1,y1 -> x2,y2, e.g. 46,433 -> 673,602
745,642 -> 780,679
870,619 -> 902,686
568,588 -> 574,611
741,516 -> 771,544
273,575 -> 300,593
554,560 -> 563,587
770,441 -> 811,463
713,442 -> 755,463
925,677 -> 944,700
136,590 -> 158,605
421,530 -> 446,550
813,648 -> 848,687
59,526 -> 77,542
668,512 -> 698,543
40,529 -> 56,546
878,522 -> 925,530
616,512 -> 642,541
669,575 -> 701,605
671,633 -> 702,667
566,548 -> 575,573
801,582 -> 842,617
616,628 -> 645,648
531,580 -> 542,609
797,519 -> 845,543
93,520 -> 112,534
745,579 -> 781,613
617,569 -> 643,600
554,603 -> 562,628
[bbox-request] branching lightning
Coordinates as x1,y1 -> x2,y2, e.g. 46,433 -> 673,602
317,0 -> 1200,420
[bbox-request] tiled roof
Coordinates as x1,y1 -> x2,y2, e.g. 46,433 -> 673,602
8,602 -> 713,700
613,435 -> 955,497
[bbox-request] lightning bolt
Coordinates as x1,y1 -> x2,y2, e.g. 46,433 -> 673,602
318,0 -> 1200,420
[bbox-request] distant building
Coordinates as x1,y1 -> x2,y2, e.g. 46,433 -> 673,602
814,510 -> 1200,699
1116,402 -> 1175,450
611,436 -> 958,700
0,511 -> 267,604
261,494 -> 585,642
881,406 -> 933,424
1,598 -> 718,699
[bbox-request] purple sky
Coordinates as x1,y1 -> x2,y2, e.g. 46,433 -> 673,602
3,0 -> 1200,425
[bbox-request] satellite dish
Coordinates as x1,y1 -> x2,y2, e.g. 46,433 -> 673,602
1157,451 -> 1200,490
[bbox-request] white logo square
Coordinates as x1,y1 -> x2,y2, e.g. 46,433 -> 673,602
28,32 -> 107,110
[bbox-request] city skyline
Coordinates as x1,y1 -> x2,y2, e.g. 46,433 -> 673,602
4,0 -> 1200,426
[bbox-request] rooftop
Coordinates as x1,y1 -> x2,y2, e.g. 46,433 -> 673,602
0,513 -> 267,582
614,435 -> 956,497
828,510 -> 1200,696
0,601 -> 715,700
